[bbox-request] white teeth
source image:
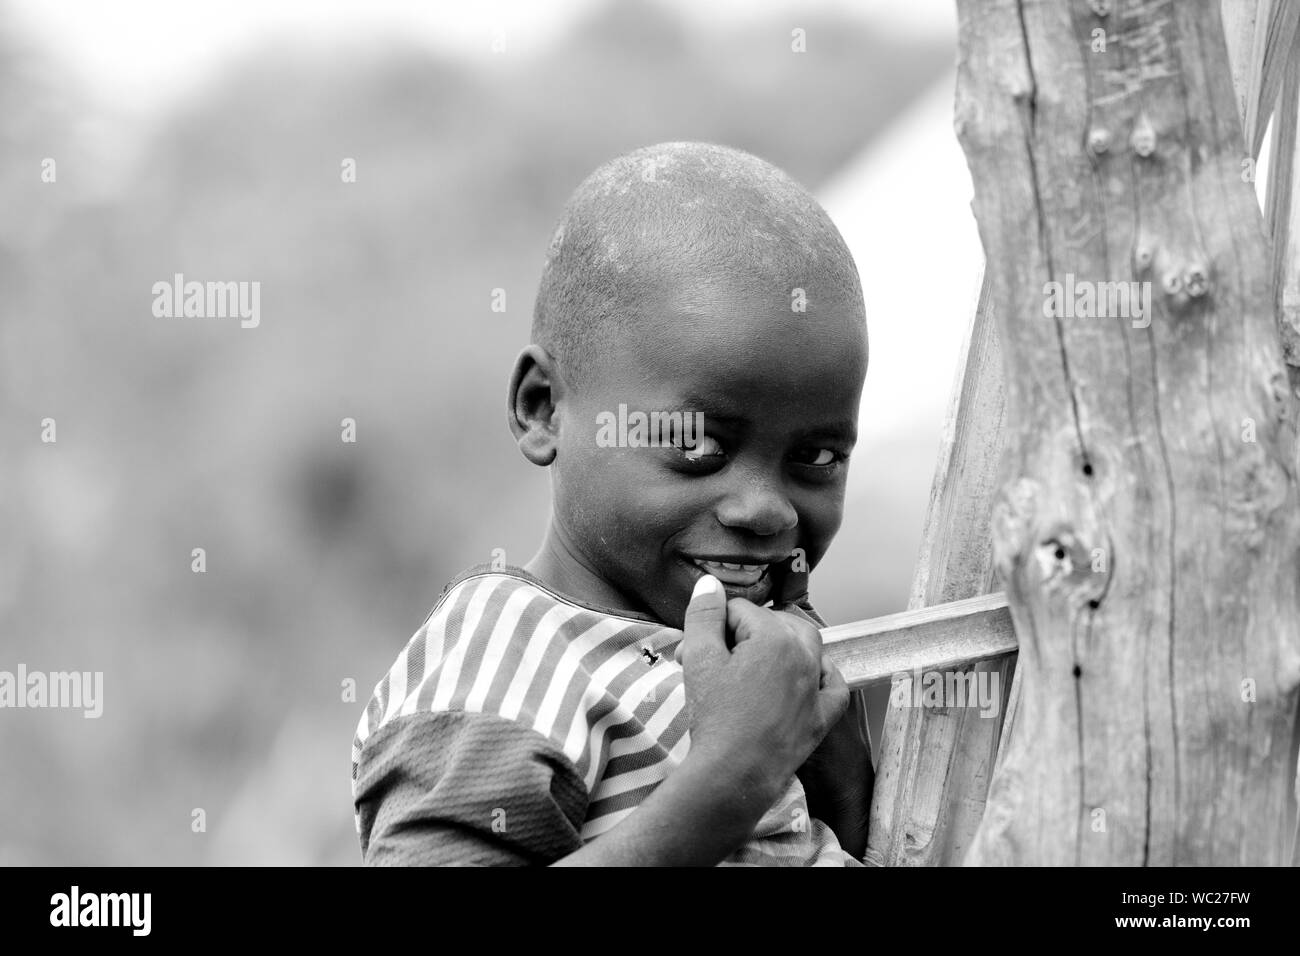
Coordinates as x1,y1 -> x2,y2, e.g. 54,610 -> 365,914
691,559 -> 769,586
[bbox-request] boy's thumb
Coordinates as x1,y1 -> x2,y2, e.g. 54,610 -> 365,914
676,574 -> 727,665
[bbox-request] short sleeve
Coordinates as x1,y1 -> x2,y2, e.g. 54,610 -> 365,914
354,710 -> 590,866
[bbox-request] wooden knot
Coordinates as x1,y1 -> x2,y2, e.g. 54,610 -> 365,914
1268,371 -> 1291,415
1225,448 -> 1291,551
1184,263 -> 1211,297
1034,527 -> 1112,608
1131,114 -> 1157,157
1133,234 -> 1157,273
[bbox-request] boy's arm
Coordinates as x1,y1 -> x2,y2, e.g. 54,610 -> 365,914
356,707 -> 782,867
356,574 -> 845,866
355,710 -> 587,866
551,748 -> 777,866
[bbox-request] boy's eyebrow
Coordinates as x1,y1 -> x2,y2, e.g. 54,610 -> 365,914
672,394 -> 746,424
792,420 -> 858,443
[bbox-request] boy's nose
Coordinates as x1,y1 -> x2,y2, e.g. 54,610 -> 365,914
715,476 -> 798,537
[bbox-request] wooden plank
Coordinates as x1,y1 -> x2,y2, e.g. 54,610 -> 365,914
1222,0 -> 1300,157
1228,0 -> 1300,862
1248,1 -> 1300,158
1262,37 -> 1300,870
1229,0 -> 1300,862
824,592 -> 1013,690
955,0 -> 1300,865
865,268 -> 1017,867
906,273 -> 1007,608
1221,0 -> 1263,134
1266,50 -> 1300,375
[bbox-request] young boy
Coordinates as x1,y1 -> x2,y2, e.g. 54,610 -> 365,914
351,142 -> 873,866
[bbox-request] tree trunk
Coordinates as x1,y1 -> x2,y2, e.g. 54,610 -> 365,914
957,0 -> 1300,865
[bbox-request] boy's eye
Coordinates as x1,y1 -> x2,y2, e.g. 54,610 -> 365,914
681,434 -> 725,461
792,447 -> 842,467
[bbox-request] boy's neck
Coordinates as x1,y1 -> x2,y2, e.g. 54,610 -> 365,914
525,522 -> 648,620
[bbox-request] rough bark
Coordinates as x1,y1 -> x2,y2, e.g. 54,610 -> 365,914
958,0 -> 1300,865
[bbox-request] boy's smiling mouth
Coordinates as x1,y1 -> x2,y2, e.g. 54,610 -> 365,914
689,558 -> 769,586
682,554 -> 789,605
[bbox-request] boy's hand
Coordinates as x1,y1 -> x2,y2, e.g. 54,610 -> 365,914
771,555 -> 874,858
676,574 -> 848,819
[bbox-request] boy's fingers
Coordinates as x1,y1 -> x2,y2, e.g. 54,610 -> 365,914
816,661 -> 850,729
777,602 -> 819,627
680,574 -> 727,667
724,597 -> 772,648
771,608 -> 824,664
820,656 -> 847,696
727,600 -> 822,663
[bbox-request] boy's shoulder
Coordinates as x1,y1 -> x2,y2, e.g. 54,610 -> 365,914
352,565 -> 682,773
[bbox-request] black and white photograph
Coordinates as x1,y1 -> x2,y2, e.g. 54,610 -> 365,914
2,0 -> 1297,918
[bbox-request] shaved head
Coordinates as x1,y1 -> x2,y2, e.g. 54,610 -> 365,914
532,141 -> 865,386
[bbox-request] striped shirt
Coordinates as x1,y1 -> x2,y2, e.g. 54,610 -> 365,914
351,566 -> 861,866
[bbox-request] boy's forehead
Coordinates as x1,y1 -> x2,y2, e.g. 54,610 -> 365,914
633,267 -> 865,346
596,276 -> 867,412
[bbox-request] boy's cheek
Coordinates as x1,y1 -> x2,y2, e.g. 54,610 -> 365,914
802,495 -> 846,550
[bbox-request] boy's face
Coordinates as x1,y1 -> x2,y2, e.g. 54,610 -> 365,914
547,270 -> 867,628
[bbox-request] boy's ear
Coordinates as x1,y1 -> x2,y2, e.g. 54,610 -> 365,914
507,345 -> 562,466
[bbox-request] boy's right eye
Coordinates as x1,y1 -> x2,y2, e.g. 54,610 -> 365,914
667,432 -> 726,474
680,434 -> 724,461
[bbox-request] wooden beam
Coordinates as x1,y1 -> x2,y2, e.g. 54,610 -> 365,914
1224,0 -> 1300,861
1261,33 -> 1300,870
955,0 -> 1300,865
1221,0 -> 1263,134
1267,50 -> 1300,377
1228,0 -> 1300,381
906,275 -> 1008,613
824,591 -> 1013,690
865,270 -> 1016,866
1249,1 -> 1300,158
1222,0 -> 1300,157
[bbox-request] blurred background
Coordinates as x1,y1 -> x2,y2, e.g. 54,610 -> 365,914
0,0 -> 984,865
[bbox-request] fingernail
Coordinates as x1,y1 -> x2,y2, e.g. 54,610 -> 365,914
692,574 -> 721,599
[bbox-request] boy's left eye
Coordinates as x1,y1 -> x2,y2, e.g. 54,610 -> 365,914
792,447 -> 842,467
